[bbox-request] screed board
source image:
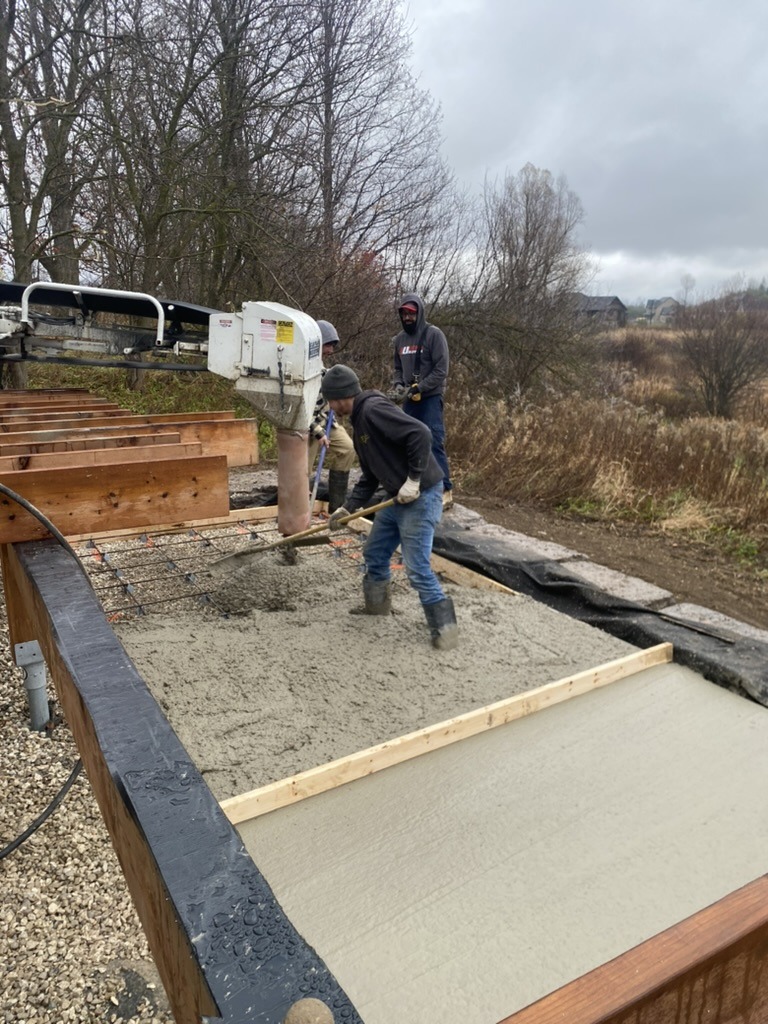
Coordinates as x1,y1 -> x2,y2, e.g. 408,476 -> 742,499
237,662 -> 768,1024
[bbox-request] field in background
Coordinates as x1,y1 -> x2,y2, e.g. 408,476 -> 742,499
446,327 -> 767,574
15,333 -> 768,575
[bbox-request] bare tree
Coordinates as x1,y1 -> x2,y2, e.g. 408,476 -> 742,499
0,0 -> 110,383
678,288 -> 768,418
285,0 -> 454,324
454,163 -> 595,400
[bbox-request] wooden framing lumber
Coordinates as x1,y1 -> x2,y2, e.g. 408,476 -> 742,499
0,409 -> 234,434
220,642 -> 673,825
0,540 -> 359,1023
66,503 -> 281,543
0,401 -> 121,417
0,388 -> 91,403
0,455 -> 229,542
0,418 -> 258,466
0,432 -> 183,456
499,874 -> 768,1024
0,442 -> 203,473
0,408 -> 137,426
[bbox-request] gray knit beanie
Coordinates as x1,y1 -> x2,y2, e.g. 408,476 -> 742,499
321,364 -> 362,400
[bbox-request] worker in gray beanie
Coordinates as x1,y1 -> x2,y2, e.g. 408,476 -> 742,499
320,365 -> 457,650
308,321 -> 355,513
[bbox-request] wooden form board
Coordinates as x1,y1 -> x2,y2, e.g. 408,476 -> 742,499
0,416 -> 258,466
0,442 -> 203,473
0,399 -> 120,415
0,432 -> 183,456
0,408 -> 234,433
0,456 -> 229,542
221,643 -> 673,825
66,503 -> 281,542
0,388 -> 91,402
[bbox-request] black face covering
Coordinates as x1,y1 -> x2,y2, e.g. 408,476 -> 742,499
401,318 -> 418,334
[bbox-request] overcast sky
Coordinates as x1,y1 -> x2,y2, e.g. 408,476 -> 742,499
405,0 -> 768,305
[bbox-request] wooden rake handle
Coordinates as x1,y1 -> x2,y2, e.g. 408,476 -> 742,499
208,497 -> 396,573
264,497 -> 396,552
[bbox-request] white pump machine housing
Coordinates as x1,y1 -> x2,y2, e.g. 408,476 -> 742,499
208,302 -> 323,432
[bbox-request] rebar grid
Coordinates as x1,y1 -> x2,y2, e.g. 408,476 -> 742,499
74,516 -> 370,620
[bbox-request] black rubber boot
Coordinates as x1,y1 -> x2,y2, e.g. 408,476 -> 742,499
362,575 -> 392,615
423,597 -> 459,650
327,469 -> 350,514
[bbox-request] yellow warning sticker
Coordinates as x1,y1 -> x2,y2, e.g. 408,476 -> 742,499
276,320 -> 294,344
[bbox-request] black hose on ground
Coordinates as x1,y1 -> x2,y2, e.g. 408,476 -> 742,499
0,760 -> 83,861
0,481 -> 89,858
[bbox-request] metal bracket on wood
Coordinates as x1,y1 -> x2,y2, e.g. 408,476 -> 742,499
14,639 -> 49,731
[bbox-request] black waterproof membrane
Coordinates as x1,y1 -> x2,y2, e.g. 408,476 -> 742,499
433,519 -> 768,709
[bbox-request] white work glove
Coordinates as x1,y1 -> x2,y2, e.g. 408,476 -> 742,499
328,506 -> 350,531
396,477 -> 420,504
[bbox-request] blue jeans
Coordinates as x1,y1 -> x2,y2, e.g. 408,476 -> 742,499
404,393 -> 452,491
363,483 -> 445,606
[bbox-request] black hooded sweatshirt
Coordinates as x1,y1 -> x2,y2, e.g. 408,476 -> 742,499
345,391 -> 443,511
392,292 -> 449,398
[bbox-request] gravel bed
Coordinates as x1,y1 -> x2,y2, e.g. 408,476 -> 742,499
0,591 -> 174,1023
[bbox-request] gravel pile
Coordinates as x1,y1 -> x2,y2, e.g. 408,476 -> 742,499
0,585 -> 174,1023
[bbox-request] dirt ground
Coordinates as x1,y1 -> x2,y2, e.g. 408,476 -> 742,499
456,493 -> 768,633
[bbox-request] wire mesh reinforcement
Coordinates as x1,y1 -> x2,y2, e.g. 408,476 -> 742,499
74,518 -> 372,620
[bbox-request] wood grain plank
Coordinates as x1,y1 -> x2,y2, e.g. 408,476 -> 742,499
0,417 -> 255,464
0,443 -> 203,472
0,456 -> 229,542
0,410 -> 235,434
0,432 -> 182,456
498,875 -> 768,1024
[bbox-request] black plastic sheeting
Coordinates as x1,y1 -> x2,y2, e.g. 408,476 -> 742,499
433,519 -> 768,709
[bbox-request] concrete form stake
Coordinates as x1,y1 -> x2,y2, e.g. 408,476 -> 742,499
15,640 -> 49,731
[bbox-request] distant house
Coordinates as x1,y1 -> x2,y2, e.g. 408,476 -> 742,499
573,294 -> 627,327
645,297 -> 680,325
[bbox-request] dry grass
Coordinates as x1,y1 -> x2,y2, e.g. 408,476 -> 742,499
450,395 -> 768,530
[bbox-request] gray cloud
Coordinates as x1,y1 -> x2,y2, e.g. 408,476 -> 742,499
406,0 -> 768,297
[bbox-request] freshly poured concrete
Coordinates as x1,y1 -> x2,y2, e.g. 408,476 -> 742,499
238,662 -> 768,1024
115,544 -> 634,801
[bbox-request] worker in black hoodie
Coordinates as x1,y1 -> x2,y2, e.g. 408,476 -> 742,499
321,364 -> 458,651
390,292 -> 453,508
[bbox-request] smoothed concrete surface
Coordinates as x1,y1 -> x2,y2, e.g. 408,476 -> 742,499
239,661 -> 768,1024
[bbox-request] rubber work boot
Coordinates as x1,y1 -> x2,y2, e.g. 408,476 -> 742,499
327,469 -> 350,514
423,597 -> 459,650
362,575 -> 392,615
